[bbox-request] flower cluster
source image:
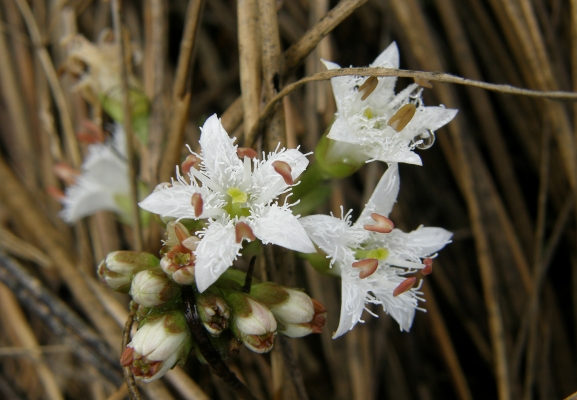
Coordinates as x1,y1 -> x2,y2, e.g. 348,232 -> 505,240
85,41 -> 455,384
101,221 -> 326,382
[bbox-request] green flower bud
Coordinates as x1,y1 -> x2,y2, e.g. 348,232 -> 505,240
250,283 -> 327,338
315,134 -> 369,178
130,268 -> 181,308
97,251 -> 159,293
225,292 -> 277,353
195,291 -> 230,336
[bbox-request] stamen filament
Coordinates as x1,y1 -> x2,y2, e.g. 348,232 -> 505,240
188,167 -> 222,192
386,257 -> 425,270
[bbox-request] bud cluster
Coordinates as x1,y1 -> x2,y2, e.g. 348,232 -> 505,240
98,222 -> 326,382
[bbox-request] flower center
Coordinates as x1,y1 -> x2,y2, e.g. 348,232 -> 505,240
363,107 -> 374,119
355,247 -> 389,261
225,187 -> 251,218
227,187 -> 248,203
362,107 -> 386,130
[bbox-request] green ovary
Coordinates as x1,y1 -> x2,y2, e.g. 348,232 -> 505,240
224,187 -> 250,218
355,247 -> 389,261
363,107 -> 374,119
362,107 -> 386,130
227,187 -> 248,203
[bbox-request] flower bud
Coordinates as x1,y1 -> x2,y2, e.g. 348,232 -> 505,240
195,291 -> 230,336
97,251 -> 159,293
277,298 -> 327,338
226,292 -> 277,353
121,311 -> 192,382
251,283 -> 327,338
130,268 -> 181,308
160,222 -> 200,285
315,134 -> 369,178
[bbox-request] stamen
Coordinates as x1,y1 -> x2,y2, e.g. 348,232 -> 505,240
311,314 -> 326,333
237,147 -> 257,159
388,103 -> 417,132
393,277 -> 417,297
272,161 -> 293,185
181,154 -> 201,174
188,166 -> 222,192
120,347 -> 134,366
422,258 -> 433,275
53,162 -> 79,185
358,76 -> 378,101
146,361 -> 161,377
77,120 -> 105,143
235,222 -> 256,243
174,222 -> 191,243
312,298 -> 327,315
363,213 -> 394,233
191,193 -> 203,217
46,186 -> 65,201
182,236 -> 201,252
352,258 -> 379,279
414,77 -> 433,89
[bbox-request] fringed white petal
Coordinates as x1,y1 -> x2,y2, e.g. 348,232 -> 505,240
381,227 -> 453,262
61,133 -> 128,223
198,114 -> 244,187
194,218 -> 241,292
251,205 -> 316,253
332,271 -> 368,338
356,163 -> 400,226
250,148 -> 309,203
138,183 -> 201,220
401,106 -> 459,140
300,214 -> 367,262
61,180 -> 123,222
368,268 -> 419,331
371,41 -> 400,69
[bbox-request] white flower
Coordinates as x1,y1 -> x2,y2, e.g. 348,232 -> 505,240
121,311 -> 191,382
300,163 -> 452,338
323,42 -> 458,165
60,125 -> 129,223
139,114 -> 316,292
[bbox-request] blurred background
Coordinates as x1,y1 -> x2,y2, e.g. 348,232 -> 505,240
0,0 -> 576,399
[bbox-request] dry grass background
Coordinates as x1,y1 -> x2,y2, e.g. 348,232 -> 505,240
0,0 -> 576,399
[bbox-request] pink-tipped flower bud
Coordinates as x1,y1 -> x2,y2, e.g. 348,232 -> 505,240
122,311 -> 192,382
250,283 -> 326,338
226,292 -> 277,353
97,251 -> 159,293
130,268 -> 181,307
160,222 -> 199,285
195,292 -> 231,336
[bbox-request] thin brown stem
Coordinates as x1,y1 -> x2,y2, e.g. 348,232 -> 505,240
122,311 -> 141,400
182,286 -> 257,400
245,67 -> 577,146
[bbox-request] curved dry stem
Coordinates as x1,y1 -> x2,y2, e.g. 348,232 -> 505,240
245,67 -> 577,146
122,311 -> 141,400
